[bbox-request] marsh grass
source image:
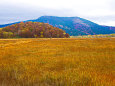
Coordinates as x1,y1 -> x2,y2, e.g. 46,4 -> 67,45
0,38 -> 115,86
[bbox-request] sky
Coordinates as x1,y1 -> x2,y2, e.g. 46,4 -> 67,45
0,0 -> 115,26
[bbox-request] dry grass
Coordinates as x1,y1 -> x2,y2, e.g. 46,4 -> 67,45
0,38 -> 115,86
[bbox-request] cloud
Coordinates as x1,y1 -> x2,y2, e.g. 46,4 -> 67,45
0,0 -> 115,26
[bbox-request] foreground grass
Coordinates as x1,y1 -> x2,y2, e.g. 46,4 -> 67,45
0,38 -> 115,86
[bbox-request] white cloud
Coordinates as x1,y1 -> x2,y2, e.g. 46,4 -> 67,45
99,21 -> 115,26
0,0 -> 115,26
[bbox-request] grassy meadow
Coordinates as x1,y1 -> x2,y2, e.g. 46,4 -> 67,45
0,38 -> 115,86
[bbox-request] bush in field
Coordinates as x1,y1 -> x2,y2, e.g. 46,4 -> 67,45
0,22 -> 70,38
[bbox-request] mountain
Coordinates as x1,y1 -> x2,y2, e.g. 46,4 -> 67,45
29,16 -> 115,36
0,22 -> 20,28
0,16 -> 115,36
0,24 -> 13,28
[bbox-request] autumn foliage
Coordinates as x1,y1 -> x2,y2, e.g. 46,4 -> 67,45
0,22 -> 69,38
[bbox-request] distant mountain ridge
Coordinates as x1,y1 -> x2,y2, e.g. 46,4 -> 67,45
0,16 -> 115,36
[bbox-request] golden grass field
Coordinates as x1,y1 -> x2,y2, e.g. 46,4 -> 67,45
0,38 -> 115,86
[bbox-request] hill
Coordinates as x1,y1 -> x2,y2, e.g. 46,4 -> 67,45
0,16 -> 115,36
0,22 -> 69,38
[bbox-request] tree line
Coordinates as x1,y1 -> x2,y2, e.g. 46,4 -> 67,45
0,22 -> 69,38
